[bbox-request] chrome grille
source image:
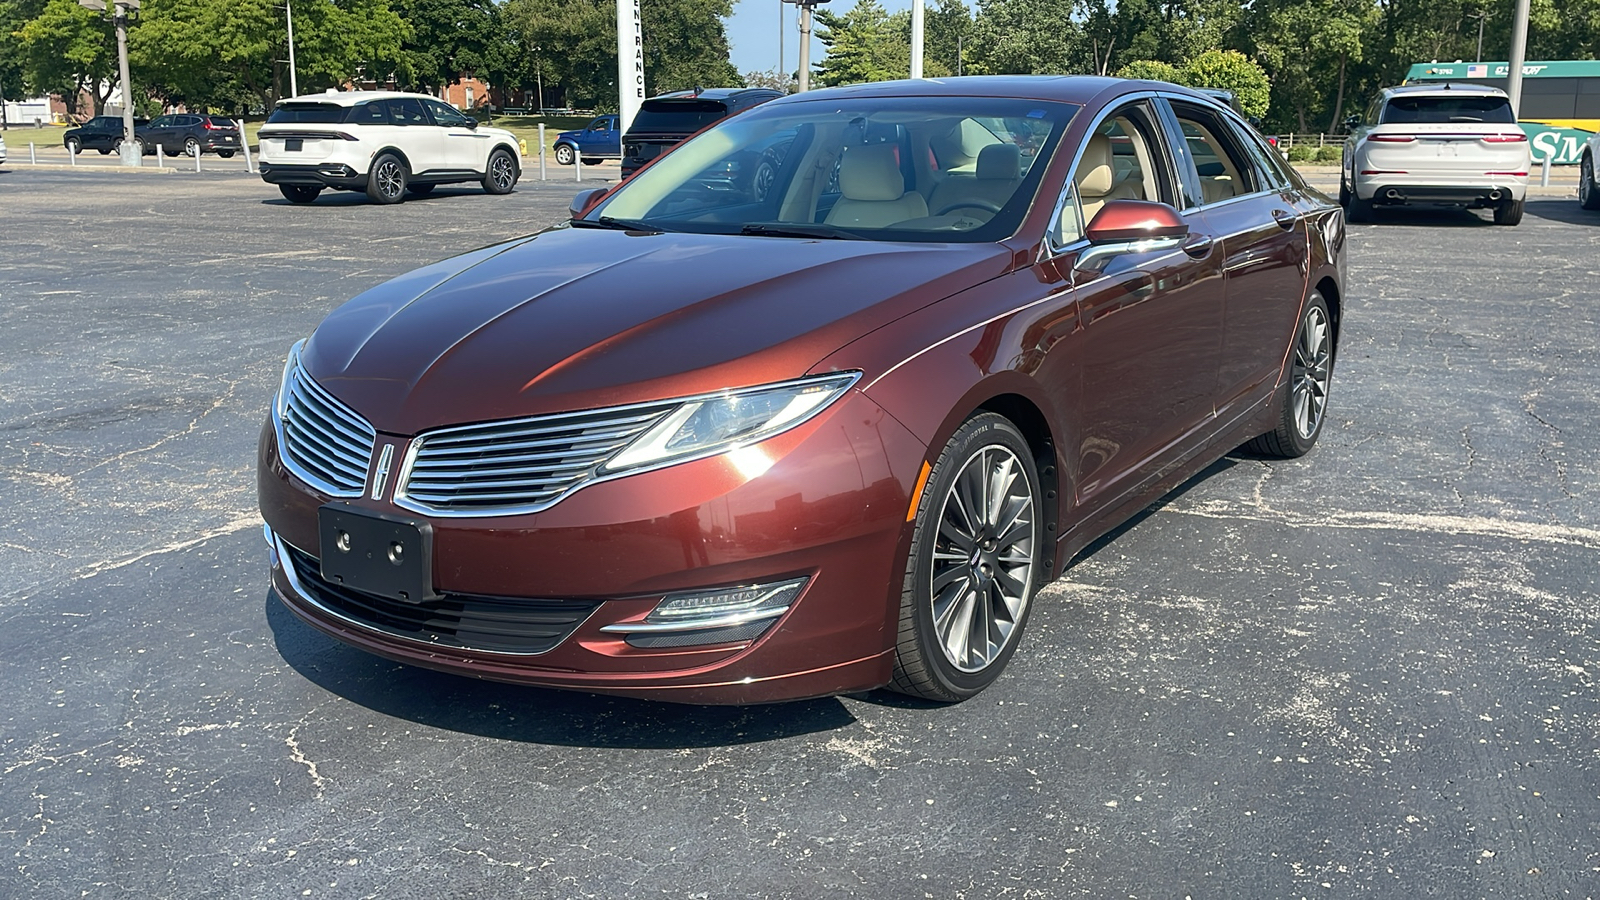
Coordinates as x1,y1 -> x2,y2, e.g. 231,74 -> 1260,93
279,365 -> 376,497
396,404 -> 674,515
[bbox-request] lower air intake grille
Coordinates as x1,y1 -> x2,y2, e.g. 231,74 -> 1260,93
283,544 -> 600,655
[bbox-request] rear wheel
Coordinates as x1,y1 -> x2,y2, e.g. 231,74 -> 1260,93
278,184 -> 322,204
554,144 -> 574,166
218,150 -> 236,159
482,148 -> 518,194
890,413 -> 1042,702
1493,197 -> 1524,226
581,157 -> 602,166
184,137 -> 200,158
1245,292 -> 1333,458
1342,182 -> 1373,223
366,153 -> 408,204
1581,154 -> 1600,210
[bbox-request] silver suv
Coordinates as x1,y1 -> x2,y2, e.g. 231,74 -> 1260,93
1341,84 -> 1530,225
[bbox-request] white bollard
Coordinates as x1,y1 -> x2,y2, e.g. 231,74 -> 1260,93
194,150 -> 201,173
237,119 -> 254,173
1541,154 -> 1551,187
30,142 -> 36,165
157,144 -> 164,168
69,144 -> 76,166
575,153 -> 582,182
538,124 -> 547,181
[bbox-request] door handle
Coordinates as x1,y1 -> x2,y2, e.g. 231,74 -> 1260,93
1271,209 -> 1299,231
1182,235 -> 1215,259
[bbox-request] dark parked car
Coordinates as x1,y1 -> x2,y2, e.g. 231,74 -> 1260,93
136,114 -> 242,158
62,115 -> 150,155
620,88 -> 784,177
551,114 -> 619,166
260,76 -> 1345,705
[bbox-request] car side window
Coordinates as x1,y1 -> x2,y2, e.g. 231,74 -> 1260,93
350,102 -> 390,125
1054,101 -> 1175,248
1225,114 -> 1290,190
589,117 -> 610,132
389,99 -> 430,126
424,100 -> 471,127
1168,101 -> 1261,206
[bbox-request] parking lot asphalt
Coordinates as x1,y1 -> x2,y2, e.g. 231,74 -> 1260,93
2,166 -> 1597,899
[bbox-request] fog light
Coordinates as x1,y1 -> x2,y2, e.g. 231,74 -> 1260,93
647,578 -> 807,624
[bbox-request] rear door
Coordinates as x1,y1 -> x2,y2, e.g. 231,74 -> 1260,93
1161,97 -> 1309,416
386,97 -> 444,175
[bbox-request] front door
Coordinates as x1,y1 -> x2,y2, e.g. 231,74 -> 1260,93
422,99 -> 489,173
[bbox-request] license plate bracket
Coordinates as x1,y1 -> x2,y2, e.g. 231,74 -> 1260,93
286,138 -> 303,152
317,505 -> 436,603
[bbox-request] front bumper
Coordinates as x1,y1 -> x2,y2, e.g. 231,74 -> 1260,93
259,162 -> 367,190
258,390 -> 927,704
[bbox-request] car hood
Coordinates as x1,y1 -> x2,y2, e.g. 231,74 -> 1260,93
555,130 -> 581,141
300,227 -> 1011,434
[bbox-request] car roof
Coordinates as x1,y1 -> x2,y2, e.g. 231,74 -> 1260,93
1384,82 -> 1510,99
650,88 -> 784,102
275,90 -> 442,108
788,75 -> 1175,106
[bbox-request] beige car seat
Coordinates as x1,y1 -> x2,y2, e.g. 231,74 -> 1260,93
1076,134 -> 1141,224
825,144 -> 929,228
927,142 -> 1021,216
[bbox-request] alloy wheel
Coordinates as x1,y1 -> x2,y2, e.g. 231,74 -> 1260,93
1291,304 -> 1332,440
185,138 -> 199,157
375,160 -> 404,200
929,445 -> 1036,673
490,155 -> 516,191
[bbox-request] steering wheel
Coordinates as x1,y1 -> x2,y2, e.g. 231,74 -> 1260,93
935,199 -> 1003,217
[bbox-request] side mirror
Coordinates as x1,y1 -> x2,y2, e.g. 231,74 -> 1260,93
569,187 -> 608,219
466,118 -> 479,130
1343,114 -> 1361,132
1076,200 -> 1188,274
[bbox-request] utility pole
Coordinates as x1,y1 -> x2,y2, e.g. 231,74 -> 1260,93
1507,0 -> 1530,116
285,0 -> 298,98
1472,10 -> 1486,63
910,0 -> 924,79
778,0 -> 784,87
785,0 -> 828,91
79,0 -> 141,165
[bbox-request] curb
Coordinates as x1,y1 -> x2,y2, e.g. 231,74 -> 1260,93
4,162 -> 180,174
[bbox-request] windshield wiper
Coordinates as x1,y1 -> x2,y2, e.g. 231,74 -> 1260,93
739,222 -> 861,240
570,216 -> 664,233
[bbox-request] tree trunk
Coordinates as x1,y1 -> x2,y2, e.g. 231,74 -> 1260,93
1327,53 -> 1347,133
1297,106 -> 1307,133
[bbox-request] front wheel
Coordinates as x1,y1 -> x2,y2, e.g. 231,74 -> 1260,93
554,144 -> 574,166
1493,197 -> 1524,226
890,413 -> 1043,702
278,184 -> 322,204
184,137 -> 200,158
1245,292 -> 1333,458
65,137 -> 81,155
217,150 -> 236,159
482,148 -> 518,194
366,153 -> 408,204
1581,155 -> 1600,210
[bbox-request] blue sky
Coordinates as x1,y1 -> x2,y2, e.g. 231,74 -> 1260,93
724,0 -> 917,77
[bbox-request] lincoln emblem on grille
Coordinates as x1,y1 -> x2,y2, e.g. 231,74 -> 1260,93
369,443 -> 396,501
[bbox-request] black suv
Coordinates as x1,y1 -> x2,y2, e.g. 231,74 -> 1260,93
62,116 -> 150,155
620,88 -> 785,178
137,114 -> 243,158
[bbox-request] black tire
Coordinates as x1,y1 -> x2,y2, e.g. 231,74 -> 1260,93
1342,186 -> 1373,223
366,153 -> 408,204
406,183 -> 435,197
278,184 -> 321,204
890,413 -> 1043,702
581,157 -> 602,166
218,150 -> 236,159
554,144 -> 575,166
1338,178 -> 1350,208
482,148 -> 518,194
1581,154 -> 1600,210
65,137 -> 81,155
1244,291 -> 1334,458
97,148 -> 111,155
184,137 -> 200,158
1493,197 -> 1524,226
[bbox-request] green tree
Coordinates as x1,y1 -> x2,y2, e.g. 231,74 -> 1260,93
14,0 -> 116,116
1115,59 -> 1181,82
1181,48 -> 1269,118
391,0 -> 508,95
814,0 -> 908,86
966,0 -> 1085,76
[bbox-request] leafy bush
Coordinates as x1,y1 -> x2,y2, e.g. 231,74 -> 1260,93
1181,50 -> 1271,119
1315,145 -> 1344,163
1286,145 -> 1317,163
1115,60 -> 1182,84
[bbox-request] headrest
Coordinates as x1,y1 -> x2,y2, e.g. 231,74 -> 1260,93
1077,134 -> 1115,197
976,142 -> 1021,181
838,144 -> 905,202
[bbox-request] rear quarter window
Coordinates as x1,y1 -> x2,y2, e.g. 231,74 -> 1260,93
268,104 -> 349,125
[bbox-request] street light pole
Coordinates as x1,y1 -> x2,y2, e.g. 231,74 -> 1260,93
1506,0 -> 1530,117
285,0 -> 298,98
910,0 -> 923,79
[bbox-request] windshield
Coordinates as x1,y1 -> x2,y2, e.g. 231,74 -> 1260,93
268,103 -> 348,125
589,96 -> 1076,243
1382,95 -> 1515,124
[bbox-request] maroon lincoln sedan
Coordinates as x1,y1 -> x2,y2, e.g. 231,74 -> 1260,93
260,76 -> 1344,704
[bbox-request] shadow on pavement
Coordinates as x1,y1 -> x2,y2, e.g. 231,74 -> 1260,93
265,593 -> 859,747
1525,198 -> 1599,226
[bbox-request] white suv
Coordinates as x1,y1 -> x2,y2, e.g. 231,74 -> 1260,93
1341,84 -> 1530,225
258,91 -> 522,204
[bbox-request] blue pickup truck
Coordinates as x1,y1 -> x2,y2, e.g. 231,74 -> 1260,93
552,115 -> 620,165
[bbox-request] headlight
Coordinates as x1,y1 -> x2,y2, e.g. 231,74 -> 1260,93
274,338 -> 307,422
602,372 -> 860,474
